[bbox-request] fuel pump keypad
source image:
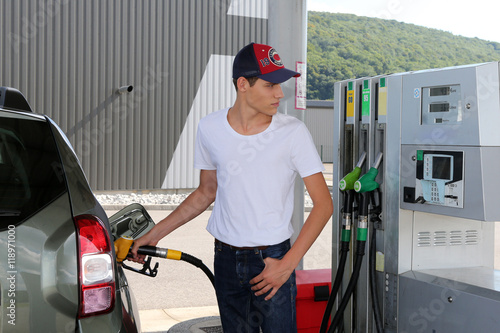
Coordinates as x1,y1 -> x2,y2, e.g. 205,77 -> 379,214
430,182 -> 441,203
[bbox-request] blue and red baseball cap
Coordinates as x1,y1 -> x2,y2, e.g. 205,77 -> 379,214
232,42 -> 300,84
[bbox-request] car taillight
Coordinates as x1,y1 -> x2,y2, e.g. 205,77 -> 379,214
75,215 -> 115,317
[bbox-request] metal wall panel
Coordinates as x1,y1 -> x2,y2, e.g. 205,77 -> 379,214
304,100 -> 335,162
0,0 -> 268,190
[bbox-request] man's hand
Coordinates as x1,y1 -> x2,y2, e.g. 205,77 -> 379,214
128,232 -> 158,264
249,257 -> 294,301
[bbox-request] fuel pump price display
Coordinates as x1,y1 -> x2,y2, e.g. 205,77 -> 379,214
421,84 -> 461,125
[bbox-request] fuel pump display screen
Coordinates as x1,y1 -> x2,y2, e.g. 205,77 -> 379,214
431,156 -> 452,180
429,87 -> 451,96
424,154 -> 453,181
430,103 -> 450,113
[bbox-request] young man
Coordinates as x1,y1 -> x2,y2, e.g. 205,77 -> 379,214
131,42 -> 333,332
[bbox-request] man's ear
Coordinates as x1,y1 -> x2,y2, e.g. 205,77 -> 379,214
237,77 -> 249,92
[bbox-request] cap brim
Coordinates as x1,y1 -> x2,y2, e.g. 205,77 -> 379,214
258,68 -> 301,84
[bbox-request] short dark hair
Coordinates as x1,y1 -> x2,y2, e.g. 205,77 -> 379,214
233,77 -> 259,91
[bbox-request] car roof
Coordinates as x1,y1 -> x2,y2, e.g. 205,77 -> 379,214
0,108 -> 46,121
0,87 -> 33,112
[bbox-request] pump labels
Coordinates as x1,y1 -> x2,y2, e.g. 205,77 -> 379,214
362,80 -> 370,117
378,78 -> 388,117
346,84 -> 355,119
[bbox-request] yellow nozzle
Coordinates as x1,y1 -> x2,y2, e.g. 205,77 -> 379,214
114,236 -> 134,263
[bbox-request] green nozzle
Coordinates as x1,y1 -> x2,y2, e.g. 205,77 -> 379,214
354,167 -> 380,193
339,166 -> 362,191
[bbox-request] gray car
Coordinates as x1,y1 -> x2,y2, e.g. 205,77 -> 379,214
0,87 -> 141,332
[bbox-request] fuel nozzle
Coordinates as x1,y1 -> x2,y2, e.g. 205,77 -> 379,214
354,152 -> 383,194
339,152 -> 366,191
354,152 -> 383,242
338,152 -> 367,252
113,236 -> 182,263
115,236 -> 134,263
113,236 -> 215,285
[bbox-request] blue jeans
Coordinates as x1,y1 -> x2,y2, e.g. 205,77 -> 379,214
214,239 -> 297,333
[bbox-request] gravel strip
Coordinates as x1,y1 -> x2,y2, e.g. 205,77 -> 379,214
95,191 -> 315,210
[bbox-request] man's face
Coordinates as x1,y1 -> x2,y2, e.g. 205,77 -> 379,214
244,78 -> 285,116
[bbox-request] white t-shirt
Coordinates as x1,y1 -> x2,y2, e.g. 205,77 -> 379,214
194,107 -> 324,247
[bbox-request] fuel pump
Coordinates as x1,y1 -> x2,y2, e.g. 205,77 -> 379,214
333,62 -> 500,332
327,153 -> 383,333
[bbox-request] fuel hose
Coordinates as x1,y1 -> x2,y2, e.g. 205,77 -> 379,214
327,153 -> 382,333
137,245 -> 215,287
319,190 -> 354,333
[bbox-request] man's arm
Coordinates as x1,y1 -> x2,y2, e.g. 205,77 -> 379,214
250,171 -> 333,300
129,169 -> 217,261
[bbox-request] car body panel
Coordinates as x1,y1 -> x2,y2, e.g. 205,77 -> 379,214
0,183 -> 77,332
0,105 -> 141,332
48,118 -> 142,331
47,117 -> 100,217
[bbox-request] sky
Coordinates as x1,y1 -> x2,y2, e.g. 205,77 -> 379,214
308,0 -> 500,43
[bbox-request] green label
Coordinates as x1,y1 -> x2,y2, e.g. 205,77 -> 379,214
348,81 -> 353,91
357,227 -> 368,241
417,150 -> 424,161
362,80 -> 370,116
380,77 -> 386,88
341,229 -> 351,242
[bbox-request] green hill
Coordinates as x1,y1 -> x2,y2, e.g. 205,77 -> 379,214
307,12 -> 500,100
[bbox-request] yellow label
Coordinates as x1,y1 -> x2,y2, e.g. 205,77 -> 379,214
346,90 -> 355,118
378,87 -> 388,116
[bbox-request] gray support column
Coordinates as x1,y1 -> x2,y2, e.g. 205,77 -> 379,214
268,0 -> 308,269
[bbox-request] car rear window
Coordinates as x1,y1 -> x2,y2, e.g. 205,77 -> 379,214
0,114 -> 67,228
